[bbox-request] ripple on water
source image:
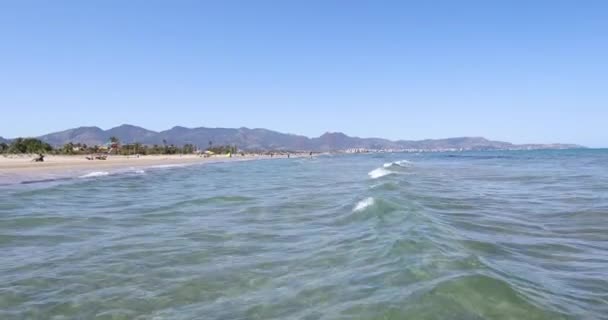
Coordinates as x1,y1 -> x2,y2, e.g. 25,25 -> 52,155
341,274 -> 567,320
0,151 -> 607,319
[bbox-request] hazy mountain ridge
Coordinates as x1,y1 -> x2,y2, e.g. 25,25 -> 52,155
17,124 -> 584,151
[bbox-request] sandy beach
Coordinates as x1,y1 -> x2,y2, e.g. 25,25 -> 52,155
0,153 -> 296,184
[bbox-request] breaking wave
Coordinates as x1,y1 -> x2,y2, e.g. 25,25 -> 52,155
353,197 -> 375,212
148,164 -> 189,169
79,171 -> 110,178
383,159 -> 413,168
369,160 -> 413,179
368,168 -> 392,179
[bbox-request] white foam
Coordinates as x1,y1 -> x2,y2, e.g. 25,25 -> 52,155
353,197 -> 375,212
79,171 -> 110,178
368,167 -> 392,179
383,160 -> 413,168
149,164 -> 188,169
134,169 -> 145,174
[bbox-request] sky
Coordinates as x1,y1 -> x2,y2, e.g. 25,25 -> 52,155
0,1 -> 606,147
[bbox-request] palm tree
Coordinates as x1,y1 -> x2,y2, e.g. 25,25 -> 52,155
109,136 -> 120,154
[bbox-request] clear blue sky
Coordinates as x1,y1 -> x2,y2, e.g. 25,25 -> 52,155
1,1 -> 606,147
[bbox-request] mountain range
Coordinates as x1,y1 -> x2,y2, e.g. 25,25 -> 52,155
2,124 -> 583,151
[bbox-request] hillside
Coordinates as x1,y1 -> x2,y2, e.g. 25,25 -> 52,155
17,124 -> 583,151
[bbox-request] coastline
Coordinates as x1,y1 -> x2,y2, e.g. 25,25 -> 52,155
0,153 -> 298,184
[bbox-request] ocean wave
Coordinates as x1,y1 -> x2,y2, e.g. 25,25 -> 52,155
345,274 -> 558,319
369,160 -> 413,179
79,171 -> 110,178
336,197 -> 400,225
383,160 -> 413,168
370,181 -> 399,191
368,168 -> 393,179
148,164 -> 189,169
353,197 -> 375,212
2,151 -> 604,319
19,177 -> 73,185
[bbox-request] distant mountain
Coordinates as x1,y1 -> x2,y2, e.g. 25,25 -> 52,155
38,126 -> 108,146
310,132 -> 397,150
105,124 -> 158,144
9,124 -> 583,151
0,136 -> 9,144
36,124 -> 160,146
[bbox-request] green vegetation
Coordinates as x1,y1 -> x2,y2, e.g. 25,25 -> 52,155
1,137 -> 239,156
5,138 -> 52,154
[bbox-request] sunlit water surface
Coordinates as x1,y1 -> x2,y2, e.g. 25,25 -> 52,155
1,150 -> 607,319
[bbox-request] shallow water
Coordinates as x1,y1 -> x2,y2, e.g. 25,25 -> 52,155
1,150 -> 607,319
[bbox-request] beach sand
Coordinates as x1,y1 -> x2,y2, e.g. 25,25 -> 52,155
0,153 -> 295,184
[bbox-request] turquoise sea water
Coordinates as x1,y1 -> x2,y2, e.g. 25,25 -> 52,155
1,150 -> 607,319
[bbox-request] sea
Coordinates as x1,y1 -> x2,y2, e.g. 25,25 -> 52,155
1,149 -> 607,320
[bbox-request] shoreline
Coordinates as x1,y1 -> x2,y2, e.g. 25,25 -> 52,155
0,154 -> 301,185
